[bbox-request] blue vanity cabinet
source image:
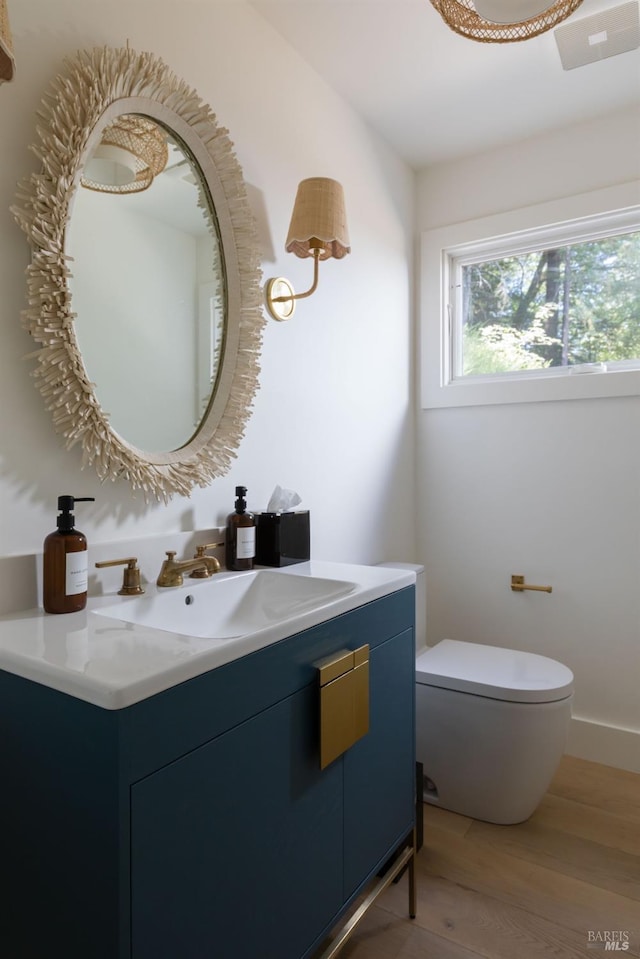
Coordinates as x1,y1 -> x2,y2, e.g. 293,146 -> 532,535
0,586 -> 415,959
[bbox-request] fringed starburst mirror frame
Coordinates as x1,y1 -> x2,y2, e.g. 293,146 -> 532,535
13,46 -> 265,501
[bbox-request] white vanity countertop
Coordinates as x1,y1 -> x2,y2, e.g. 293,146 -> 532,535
0,561 -> 415,710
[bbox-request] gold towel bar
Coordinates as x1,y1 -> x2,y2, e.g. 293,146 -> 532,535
511,575 -> 552,594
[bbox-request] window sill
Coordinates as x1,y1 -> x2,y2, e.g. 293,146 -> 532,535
427,366 -> 640,409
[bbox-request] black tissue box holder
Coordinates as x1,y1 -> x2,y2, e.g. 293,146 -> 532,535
255,511 -> 310,567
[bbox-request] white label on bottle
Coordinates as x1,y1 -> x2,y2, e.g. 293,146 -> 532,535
236,527 -> 255,560
66,549 -> 88,595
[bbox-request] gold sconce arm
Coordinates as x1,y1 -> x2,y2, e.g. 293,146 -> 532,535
265,249 -> 321,321
511,575 -> 552,594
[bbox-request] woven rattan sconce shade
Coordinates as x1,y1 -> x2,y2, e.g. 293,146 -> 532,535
285,178 -> 350,260
81,115 -> 168,194
429,0 -> 584,41
0,0 -> 15,83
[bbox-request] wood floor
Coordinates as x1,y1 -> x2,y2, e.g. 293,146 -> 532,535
340,756 -> 640,959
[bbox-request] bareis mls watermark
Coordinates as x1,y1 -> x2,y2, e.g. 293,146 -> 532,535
587,930 -> 631,951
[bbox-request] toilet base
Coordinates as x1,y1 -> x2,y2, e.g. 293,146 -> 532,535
416,684 -> 572,825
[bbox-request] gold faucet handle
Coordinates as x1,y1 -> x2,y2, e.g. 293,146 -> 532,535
95,557 -> 145,596
190,542 -> 223,578
193,542 -> 224,558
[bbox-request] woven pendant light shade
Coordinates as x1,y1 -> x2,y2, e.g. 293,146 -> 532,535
81,115 -> 168,194
429,0 -> 584,42
0,0 -> 15,83
285,177 -> 350,261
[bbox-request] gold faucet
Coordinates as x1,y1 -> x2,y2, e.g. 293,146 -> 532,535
189,542 -> 223,579
156,550 -> 220,588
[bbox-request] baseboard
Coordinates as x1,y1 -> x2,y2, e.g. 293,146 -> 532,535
567,715 -> 640,774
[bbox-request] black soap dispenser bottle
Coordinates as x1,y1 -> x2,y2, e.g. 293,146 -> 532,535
226,486 -> 256,571
43,495 -> 95,614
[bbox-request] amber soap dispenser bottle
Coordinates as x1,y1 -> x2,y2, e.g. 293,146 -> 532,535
43,495 -> 95,614
226,486 -> 255,571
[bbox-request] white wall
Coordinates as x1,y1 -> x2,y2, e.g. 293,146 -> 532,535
417,106 -> 640,772
0,0 -> 416,611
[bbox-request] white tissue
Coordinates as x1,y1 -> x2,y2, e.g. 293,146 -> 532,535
267,485 -> 302,513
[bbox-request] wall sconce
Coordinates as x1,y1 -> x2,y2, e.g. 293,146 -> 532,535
265,177 -> 350,321
0,0 -> 16,84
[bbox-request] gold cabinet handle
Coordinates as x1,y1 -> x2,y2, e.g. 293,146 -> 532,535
317,645 -> 370,770
511,575 -> 552,594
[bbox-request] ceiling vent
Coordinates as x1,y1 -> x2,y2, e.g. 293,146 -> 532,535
554,0 -> 640,69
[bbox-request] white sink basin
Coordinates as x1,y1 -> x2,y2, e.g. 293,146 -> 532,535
93,569 -> 357,640
0,560 -> 415,709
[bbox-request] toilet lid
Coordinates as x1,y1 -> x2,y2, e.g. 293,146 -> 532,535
415,639 -> 574,703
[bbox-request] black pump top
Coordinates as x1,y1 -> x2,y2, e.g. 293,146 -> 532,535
56,495 -> 95,531
234,486 -> 247,514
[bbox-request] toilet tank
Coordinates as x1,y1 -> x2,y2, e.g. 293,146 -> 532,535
376,562 -> 425,653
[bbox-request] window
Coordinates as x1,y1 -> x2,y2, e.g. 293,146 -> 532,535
421,185 -> 640,408
454,226 -> 640,379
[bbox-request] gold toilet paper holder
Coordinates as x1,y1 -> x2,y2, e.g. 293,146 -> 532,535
511,574 -> 552,594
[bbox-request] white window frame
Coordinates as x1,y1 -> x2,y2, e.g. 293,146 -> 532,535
420,181 -> 640,409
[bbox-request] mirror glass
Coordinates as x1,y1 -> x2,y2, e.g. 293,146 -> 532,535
66,118 -> 225,453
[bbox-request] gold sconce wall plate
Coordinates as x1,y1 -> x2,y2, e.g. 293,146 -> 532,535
265,277 -> 296,321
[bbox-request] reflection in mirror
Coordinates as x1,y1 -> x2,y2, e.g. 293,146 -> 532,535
67,120 -> 225,453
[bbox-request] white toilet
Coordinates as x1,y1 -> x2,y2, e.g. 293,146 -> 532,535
377,562 -> 574,825
415,639 -> 574,824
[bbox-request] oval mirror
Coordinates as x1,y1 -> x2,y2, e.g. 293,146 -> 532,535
13,46 -> 264,501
